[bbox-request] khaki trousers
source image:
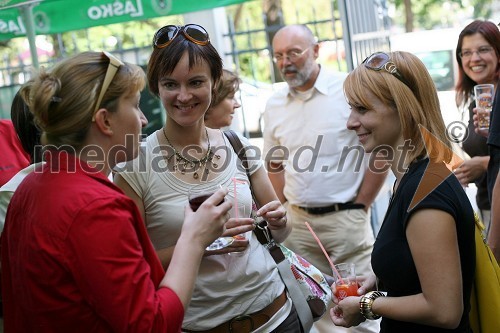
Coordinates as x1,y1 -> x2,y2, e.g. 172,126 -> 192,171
284,204 -> 380,333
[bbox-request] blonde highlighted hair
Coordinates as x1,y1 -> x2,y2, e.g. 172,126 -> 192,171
344,51 -> 452,164
25,51 -> 145,150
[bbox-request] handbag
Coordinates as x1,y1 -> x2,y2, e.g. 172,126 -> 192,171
469,213 -> 500,333
224,130 -> 331,332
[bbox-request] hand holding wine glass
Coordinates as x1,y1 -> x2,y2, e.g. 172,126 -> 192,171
182,186 -> 233,250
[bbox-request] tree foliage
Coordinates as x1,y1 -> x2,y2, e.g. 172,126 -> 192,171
1,0 -> 496,82
389,0 -> 495,32
225,0 -> 345,82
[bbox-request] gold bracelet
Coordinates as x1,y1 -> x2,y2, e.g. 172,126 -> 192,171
359,291 -> 385,320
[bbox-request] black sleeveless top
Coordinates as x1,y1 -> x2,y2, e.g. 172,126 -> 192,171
372,159 -> 475,333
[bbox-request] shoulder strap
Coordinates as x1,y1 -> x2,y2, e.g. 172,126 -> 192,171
223,130 -> 272,245
224,130 -> 249,172
224,131 -> 314,332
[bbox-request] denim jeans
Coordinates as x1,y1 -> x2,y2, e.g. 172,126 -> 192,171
271,305 -> 303,333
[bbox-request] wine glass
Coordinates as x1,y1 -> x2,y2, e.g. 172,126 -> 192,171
187,183 -> 234,251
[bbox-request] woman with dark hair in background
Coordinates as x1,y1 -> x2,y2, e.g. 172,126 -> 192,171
0,82 -> 42,229
204,69 -> 241,129
454,20 -> 499,236
0,116 -> 29,187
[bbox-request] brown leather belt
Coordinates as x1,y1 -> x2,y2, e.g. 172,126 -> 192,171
183,291 -> 287,333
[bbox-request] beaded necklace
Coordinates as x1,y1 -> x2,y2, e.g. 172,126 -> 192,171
162,127 -> 220,179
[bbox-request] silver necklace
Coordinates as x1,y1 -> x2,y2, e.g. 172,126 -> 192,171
162,127 -> 220,179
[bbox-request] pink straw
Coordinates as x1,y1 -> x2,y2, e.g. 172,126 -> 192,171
231,177 -> 245,219
305,221 -> 344,284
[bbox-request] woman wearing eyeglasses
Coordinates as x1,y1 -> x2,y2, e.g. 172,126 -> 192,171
329,51 -> 475,332
1,51 -> 232,333
454,20 -> 499,236
114,24 -> 299,332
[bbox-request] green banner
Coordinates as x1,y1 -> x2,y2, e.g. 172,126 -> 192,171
0,0 -> 252,41
0,0 -> 42,9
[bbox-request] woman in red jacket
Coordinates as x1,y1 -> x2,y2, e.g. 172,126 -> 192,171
0,51 -> 232,333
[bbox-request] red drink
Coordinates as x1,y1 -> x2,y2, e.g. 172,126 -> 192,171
188,193 -> 224,212
335,282 -> 358,300
189,194 -> 213,212
187,185 -> 233,251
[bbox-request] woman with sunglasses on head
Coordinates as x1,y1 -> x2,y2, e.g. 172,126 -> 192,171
1,51 -> 232,333
114,24 -> 299,332
453,20 -> 499,236
329,51 -> 475,332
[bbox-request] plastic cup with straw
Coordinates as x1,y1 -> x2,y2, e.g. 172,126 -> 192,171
230,177 -> 247,241
305,222 -> 359,300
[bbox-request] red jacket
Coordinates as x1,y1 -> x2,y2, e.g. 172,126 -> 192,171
0,120 -> 29,186
1,151 -> 183,332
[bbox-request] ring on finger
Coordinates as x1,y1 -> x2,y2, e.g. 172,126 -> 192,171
282,216 -> 287,225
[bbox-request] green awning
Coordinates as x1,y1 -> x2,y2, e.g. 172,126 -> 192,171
0,0 -> 252,41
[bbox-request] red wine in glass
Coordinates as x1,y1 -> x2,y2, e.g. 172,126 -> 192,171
189,193 -> 224,212
187,187 -> 232,251
189,194 -> 214,212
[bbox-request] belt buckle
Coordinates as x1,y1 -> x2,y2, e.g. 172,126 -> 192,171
229,314 -> 254,333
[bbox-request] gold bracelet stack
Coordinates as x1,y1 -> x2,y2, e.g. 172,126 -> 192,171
359,291 -> 385,320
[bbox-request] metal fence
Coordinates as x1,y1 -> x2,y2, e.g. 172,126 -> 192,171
223,0 -> 390,82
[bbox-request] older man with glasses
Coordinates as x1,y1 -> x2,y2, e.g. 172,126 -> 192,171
263,24 -> 388,333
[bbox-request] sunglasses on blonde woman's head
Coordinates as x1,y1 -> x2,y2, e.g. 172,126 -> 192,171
362,52 -> 410,87
92,51 -> 124,122
153,24 -> 210,49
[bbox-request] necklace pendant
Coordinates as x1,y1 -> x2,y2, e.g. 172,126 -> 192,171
163,127 -> 214,177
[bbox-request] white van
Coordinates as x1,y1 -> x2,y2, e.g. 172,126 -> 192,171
390,28 -> 463,125
390,28 -> 461,91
